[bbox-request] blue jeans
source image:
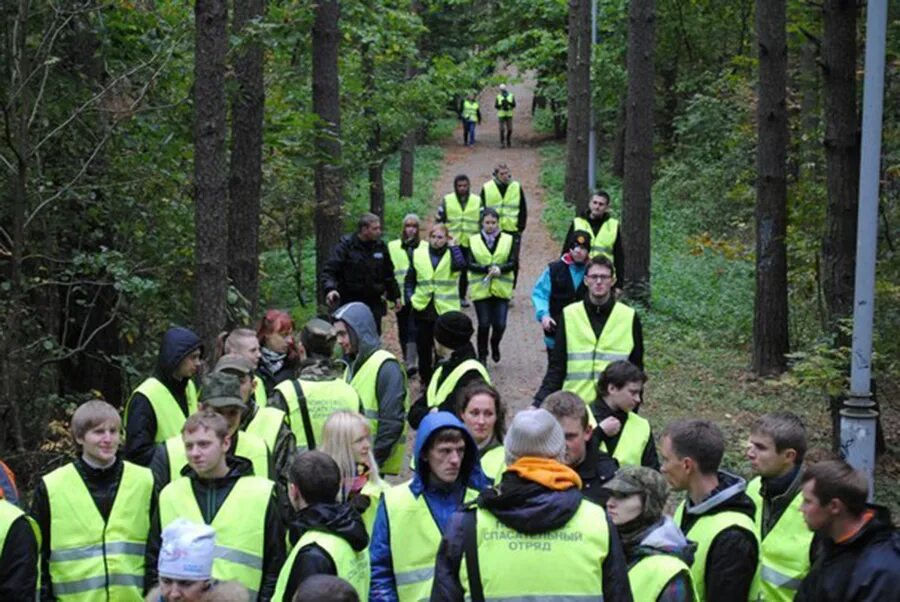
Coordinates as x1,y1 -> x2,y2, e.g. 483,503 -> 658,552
474,298 -> 509,357
463,120 -> 477,145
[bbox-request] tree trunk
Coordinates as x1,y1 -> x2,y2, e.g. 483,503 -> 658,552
622,0 -> 655,303
564,0 -> 591,212
612,97 -> 626,178
312,0 -> 344,306
228,0 -> 266,318
361,42 -> 385,220
399,131 -> 415,198
820,0 -> 859,332
194,0 -> 230,357
753,0 -> 789,375
798,36 -> 820,168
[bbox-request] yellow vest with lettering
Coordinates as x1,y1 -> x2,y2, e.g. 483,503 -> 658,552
468,233 -> 514,301
629,553 -> 696,602
274,377 -> 361,449
598,412 -> 652,467
0,499 -> 40,596
410,245 -> 461,314
164,431 -> 269,482
44,462 -> 152,601
126,377 -> 198,443
443,193 -> 482,247
562,301 -> 635,404
573,216 -> 619,262
482,179 -> 522,233
426,359 -> 491,409
273,529 -> 370,601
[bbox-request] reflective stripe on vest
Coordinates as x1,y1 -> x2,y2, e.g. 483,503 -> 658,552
468,233 -> 514,301
385,483 -> 479,602
597,413 -> 651,466
496,92 -> 515,118
562,302 -> 635,404
274,378 -> 361,450
444,193 -> 482,247
246,406 -> 286,452
674,502 -> 760,602
410,245 -> 461,315
274,529 -> 370,601
0,499 -> 41,596
572,217 -> 618,261
253,376 -> 267,408
159,476 -> 273,597
460,501 -> 608,600
426,359 -> 491,409
746,477 -> 812,600
462,100 -> 479,121
348,349 -> 409,475
388,239 -> 424,292
44,462 -> 152,601
165,431 -> 269,482
126,377 -> 198,443
628,553 -> 695,601
482,180 -> 522,233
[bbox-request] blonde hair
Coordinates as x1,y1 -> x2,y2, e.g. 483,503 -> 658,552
71,400 -> 121,441
320,411 -> 382,501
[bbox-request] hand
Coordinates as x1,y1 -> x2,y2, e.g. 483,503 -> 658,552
326,290 -> 340,308
599,416 -> 622,437
541,316 -> 556,332
393,300 -> 404,312
488,265 -> 501,278
447,235 -> 459,247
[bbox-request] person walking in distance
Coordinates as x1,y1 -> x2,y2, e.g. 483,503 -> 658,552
562,190 -> 624,287
436,175 -> 482,307
480,163 -> 526,289
459,92 -> 481,147
386,214 -> 425,374
495,83 -> 516,148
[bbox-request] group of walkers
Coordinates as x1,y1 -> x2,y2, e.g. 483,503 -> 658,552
1,154 -> 898,602
458,83 -> 517,148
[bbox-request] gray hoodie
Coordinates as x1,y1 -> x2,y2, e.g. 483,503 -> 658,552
333,302 -> 407,469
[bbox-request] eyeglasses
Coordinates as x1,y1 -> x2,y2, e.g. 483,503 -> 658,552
585,273 -> 613,282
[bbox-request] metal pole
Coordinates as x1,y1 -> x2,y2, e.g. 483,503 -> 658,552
587,0 -> 597,191
841,0 -> 887,500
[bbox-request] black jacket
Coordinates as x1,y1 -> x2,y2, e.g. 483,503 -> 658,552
0,510 -> 39,601
31,456 -> 156,602
535,296 -> 644,403
676,472 -> 759,602
479,180 -> 528,234
563,210 -> 625,281
431,471 -> 633,601
320,234 -> 400,315
797,505 -> 900,602
588,399 -> 659,470
145,457 -> 285,601
124,327 -> 201,466
279,502 -> 369,602
576,430 -> 620,505
547,257 -> 587,330
408,343 -> 487,429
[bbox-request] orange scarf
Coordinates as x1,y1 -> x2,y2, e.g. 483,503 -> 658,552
506,457 -> 583,491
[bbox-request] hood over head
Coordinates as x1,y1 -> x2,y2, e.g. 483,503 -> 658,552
412,411 -> 488,494
156,326 -> 202,379
633,516 -> 697,565
333,302 -> 381,362
292,502 -> 369,552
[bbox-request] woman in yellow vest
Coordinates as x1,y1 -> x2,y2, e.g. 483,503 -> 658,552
456,382 -> 507,483
32,400 -> 154,601
387,214 -> 424,374
562,190 -> 624,285
604,466 -> 698,601
405,223 -> 467,385
466,208 -> 518,364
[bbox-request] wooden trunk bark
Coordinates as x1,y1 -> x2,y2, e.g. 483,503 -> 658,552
399,132 -> 415,198
193,0 -> 230,356
622,0 -> 655,302
753,0 -> 790,375
564,0 -> 592,212
228,0 -> 266,318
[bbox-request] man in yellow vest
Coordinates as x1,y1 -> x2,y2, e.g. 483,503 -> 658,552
147,409 -> 285,599
459,92 -> 481,147
495,83 -> 516,148
745,412 -> 815,601
563,190 -> 624,286
591,360 -> 659,469
661,419 -> 759,602
31,400 -> 154,601
125,326 -> 203,466
220,327 -> 267,406
437,174 -> 482,306
333,302 -> 408,476
534,255 -> 643,406
430,408 -> 632,601
273,451 -> 369,601
480,164 -> 527,288
370,412 -> 490,602
387,213 -> 424,374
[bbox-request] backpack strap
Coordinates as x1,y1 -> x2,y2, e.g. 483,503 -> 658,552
291,380 -> 316,450
462,509 -> 484,602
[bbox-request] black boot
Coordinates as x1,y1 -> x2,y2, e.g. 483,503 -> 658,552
491,327 -> 504,363
477,326 -> 490,363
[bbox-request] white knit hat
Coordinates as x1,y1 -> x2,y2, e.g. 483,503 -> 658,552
158,519 -> 216,581
504,408 -> 566,465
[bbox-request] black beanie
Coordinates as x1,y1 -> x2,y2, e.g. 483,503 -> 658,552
567,229 -> 592,251
434,311 -> 474,349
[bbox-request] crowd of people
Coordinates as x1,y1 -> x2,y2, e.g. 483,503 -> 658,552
1,156 -> 898,602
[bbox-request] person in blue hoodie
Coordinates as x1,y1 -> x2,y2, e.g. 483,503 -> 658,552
531,230 -> 590,356
124,326 -> 203,466
369,412 -> 488,602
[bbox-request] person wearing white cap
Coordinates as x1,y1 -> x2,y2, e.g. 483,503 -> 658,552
430,408 -> 633,601
145,518 -> 248,602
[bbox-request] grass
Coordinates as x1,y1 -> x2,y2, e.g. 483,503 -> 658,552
538,142 -> 900,515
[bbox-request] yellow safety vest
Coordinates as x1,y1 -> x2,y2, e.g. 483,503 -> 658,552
496,92 -> 515,118
628,553 -> 696,602
462,100 -> 479,122
384,482 -> 479,602
125,377 -> 198,443
562,301 -> 635,404
746,477 -> 813,601
159,475 -> 274,597
273,528 -> 370,601
443,193 -> 482,247
482,179 -> 522,233
573,216 -> 619,262
387,239 -> 425,292
468,233 -> 514,301
360,479 -> 391,535
164,431 -> 270,482
597,412 -> 652,467
44,462 -> 152,601
274,377 -> 361,450
480,445 -> 506,483
674,501 -> 760,602
347,349 -> 409,475
460,500 -> 608,599
246,406 -> 286,452
410,244 -> 461,315
0,498 -> 41,596
426,359 -> 491,409
253,376 -> 267,408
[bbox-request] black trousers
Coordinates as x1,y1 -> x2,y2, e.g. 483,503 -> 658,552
415,316 -> 436,386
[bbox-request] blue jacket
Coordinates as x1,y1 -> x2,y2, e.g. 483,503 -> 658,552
531,254 -> 586,349
369,412 -> 488,601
